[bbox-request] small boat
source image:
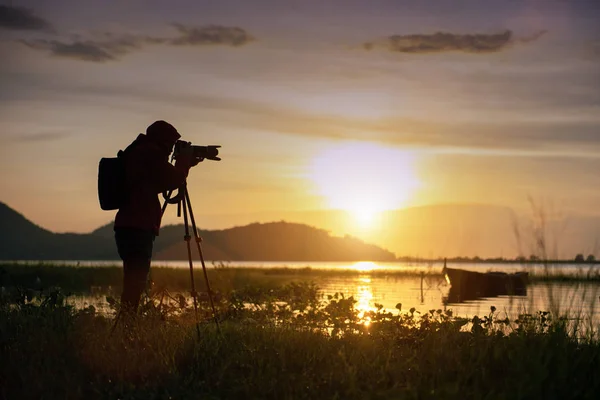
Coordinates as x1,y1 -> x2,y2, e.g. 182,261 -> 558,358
442,260 -> 528,303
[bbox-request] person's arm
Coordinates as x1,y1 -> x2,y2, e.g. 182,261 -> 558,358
150,158 -> 193,193
148,147 -> 196,193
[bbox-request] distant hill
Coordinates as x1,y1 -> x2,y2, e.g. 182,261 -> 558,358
366,204 -> 600,259
156,222 -> 395,261
0,202 -> 395,261
0,202 -> 118,260
193,204 -> 600,259
3,201 -> 598,261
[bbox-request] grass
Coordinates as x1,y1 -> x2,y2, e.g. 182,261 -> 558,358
0,263 -> 298,295
1,279 -> 599,400
1,261 -> 600,398
1,262 -> 599,296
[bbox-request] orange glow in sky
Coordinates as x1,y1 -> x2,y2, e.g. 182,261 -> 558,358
1,1 -> 599,258
308,142 -> 421,228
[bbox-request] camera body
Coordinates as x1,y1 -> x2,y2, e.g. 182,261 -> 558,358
174,140 -> 221,162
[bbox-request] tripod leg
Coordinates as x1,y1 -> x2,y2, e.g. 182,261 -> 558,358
184,188 -> 221,333
181,192 -> 202,339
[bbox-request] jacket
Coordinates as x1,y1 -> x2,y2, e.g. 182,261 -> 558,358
114,134 -> 189,234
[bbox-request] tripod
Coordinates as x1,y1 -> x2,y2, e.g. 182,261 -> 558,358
162,184 -> 221,337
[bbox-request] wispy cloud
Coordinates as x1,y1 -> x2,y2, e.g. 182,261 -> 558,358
21,34 -> 144,62
518,30 -> 548,44
11,75 -> 596,157
165,24 -> 255,47
20,24 -> 255,62
11,131 -> 71,142
0,4 -> 53,32
363,30 -> 546,54
62,83 -> 598,156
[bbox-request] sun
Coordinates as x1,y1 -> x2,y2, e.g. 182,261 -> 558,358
309,142 -> 421,227
354,208 -> 377,226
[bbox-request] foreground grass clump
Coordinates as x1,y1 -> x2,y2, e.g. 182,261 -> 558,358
1,283 -> 599,400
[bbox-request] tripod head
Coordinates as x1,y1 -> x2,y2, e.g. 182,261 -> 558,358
162,186 -> 186,208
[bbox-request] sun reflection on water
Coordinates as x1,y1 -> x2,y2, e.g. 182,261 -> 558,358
353,261 -> 376,272
355,276 -> 377,326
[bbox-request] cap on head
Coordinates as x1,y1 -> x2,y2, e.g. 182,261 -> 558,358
146,120 -> 181,144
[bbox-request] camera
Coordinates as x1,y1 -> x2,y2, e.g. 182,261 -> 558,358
174,140 -> 221,162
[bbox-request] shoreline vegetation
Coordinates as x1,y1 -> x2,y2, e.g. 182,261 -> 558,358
1,262 -> 599,399
3,257 -> 600,264
2,263 -> 600,295
399,257 -> 600,264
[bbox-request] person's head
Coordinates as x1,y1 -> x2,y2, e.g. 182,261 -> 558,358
146,120 -> 181,155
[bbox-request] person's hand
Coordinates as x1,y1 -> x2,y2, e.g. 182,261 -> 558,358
175,145 -> 194,168
190,156 -> 203,167
178,144 -> 194,160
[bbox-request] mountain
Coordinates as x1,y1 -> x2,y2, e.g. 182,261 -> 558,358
3,201 -> 598,261
190,204 -> 600,259
155,222 -> 395,261
368,204 -> 600,259
0,203 -> 118,260
0,202 -> 395,261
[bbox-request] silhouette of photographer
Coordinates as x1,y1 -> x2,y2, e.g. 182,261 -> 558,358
114,120 -> 196,315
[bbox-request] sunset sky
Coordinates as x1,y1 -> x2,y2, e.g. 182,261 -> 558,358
1,0 -> 599,257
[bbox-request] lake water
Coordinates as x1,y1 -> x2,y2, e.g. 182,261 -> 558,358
16,259 -> 600,275
39,260 -> 599,329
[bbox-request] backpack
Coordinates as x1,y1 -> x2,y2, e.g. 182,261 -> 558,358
97,137 -> 141,211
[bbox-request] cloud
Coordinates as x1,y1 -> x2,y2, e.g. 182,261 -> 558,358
11,131 -> 71,142
0,4 -> 53,32
165,24 -> 255,47
21,34 -> 143,62
518,30 -> 548,44
4,74 -> 599,158
20,24 -> 255,62
67,83 -> 598,156
363,30 -> 546,54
